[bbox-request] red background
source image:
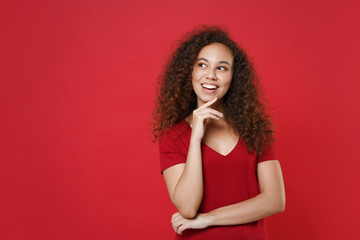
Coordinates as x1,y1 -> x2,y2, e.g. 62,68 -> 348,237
1,0 -> 359,239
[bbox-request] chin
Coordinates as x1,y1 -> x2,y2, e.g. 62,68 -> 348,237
198,95 -> 214,102
197,95 -> 221,105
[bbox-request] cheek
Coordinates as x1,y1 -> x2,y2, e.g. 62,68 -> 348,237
223,75 -> 233,87
192,71 -> 205,91
192,70 -> 202,82
191,72 -> 195,84
220,77 -> 233,94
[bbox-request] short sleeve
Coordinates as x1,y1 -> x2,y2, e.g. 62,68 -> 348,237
257,143 -> 279,163
159,129 -> 187,174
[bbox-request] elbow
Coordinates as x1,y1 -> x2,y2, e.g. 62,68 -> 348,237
278,192 -> 286,213
273,197 -> 286,214
178,207 -> 198,219
172,195 -> 201,219
276,200 -> 285,213
268,201 -> 284,215
266,194 -> 285,214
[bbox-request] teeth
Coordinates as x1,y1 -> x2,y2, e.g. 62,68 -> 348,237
202,84 -> 218,90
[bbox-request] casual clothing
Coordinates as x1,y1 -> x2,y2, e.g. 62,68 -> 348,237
159,120 -> 278,240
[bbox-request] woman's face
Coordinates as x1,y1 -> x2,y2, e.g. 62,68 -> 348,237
192,43 -> 234,107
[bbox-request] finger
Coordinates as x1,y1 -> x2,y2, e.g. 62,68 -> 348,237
171,212 -> 184,224
173,222 -> 181,233
174,221 -> 184,235
172,218 -> 183,232
199,97 -> 217,109
172,216 -> 183,226
171,214 -> 184,224
178,223 -> 188,235
171,215 -> 185,228
171,212 -> 181,221
172,212 -> 180,217
171,215 -> 180,232
197,113 -> 222,121
196,108 -> 223,118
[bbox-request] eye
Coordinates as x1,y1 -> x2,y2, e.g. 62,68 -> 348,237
198,63 -> 207,68
218,66 -> 227,71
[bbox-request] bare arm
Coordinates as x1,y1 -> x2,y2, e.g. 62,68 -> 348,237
163,138 -> 202,219
163,98 -> 223,218
171,160 -> 285,234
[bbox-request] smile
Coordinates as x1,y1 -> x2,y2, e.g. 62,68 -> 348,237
201,83 -> 219,90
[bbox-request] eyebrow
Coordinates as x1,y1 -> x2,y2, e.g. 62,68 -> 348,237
197,58 -> 231,66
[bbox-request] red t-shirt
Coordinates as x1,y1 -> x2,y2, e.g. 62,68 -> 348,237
159,120 -> 278,240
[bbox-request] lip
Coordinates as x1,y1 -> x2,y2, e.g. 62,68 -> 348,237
201,83 -> 218,93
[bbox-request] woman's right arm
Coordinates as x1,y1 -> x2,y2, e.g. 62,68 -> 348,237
162,98 -> 222,219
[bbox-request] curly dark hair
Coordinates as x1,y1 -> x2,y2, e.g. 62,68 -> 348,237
152,25 -> 274,156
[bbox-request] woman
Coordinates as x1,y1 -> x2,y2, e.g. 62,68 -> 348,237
152,26 -> 285,239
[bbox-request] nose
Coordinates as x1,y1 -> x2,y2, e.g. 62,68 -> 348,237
206,68 -> 217,80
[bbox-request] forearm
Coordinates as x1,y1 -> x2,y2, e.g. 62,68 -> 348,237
205,192 -> 285,226
172,136 -> 203,218
170,158 -> 285,235
166,99 -> 224,219
171,192 -> 284,235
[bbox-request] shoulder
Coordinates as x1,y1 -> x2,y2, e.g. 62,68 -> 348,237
159,120 -> 190,173
257,142 -> 279,163
159,120 -> 191,153
159,120 -> 190,144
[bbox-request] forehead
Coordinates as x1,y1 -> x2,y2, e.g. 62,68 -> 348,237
197,43 -> 234,63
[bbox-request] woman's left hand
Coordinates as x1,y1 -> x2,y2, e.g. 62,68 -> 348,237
171,212 -> 212,235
